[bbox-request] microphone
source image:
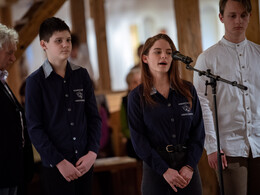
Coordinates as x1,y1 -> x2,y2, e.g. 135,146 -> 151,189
172,51 -> 193,64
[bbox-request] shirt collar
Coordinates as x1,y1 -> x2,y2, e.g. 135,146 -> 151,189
220,37 -> 248,49
150,87 -> 157,95
0,69 -> 8,83
42,59 -> 81,78
150,85 -> 174,95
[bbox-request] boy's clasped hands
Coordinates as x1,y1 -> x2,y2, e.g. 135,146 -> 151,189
56,151 -> 97,182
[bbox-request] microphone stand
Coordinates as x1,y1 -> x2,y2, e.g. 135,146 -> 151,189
184,63 -> 247,195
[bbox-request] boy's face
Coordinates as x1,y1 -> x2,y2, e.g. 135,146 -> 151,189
40,30 -> 72,63
219,0 -> 250,42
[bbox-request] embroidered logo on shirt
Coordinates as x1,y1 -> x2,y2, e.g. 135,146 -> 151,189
73,89 -> 85,102
178,102 -> 193,116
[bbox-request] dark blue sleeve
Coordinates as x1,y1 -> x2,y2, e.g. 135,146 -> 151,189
25,74 -> 64,167
82,69 -> 102,154
128,87 -> 169,176
186,85 -> 205,169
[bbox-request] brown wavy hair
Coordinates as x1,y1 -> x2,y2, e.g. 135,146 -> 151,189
141,33 -> 192,107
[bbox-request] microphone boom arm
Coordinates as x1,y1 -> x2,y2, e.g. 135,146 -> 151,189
185,63 -> 248,90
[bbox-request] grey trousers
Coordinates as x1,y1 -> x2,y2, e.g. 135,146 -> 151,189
220,152 -> 260,195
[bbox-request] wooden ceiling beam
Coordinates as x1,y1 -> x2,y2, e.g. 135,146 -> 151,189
14,0 -> 66,60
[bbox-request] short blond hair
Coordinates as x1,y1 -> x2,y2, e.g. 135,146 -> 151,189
0,23 -> 19,50
126,68 -> 141,86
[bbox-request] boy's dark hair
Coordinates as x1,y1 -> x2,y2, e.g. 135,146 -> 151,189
219,0 -> 252,15
39,17 -> 71,42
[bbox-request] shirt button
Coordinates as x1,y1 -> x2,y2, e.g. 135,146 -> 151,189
65,94 -> 69,97
239,54 -> 242,56
244,80 -> 247,82
245,93 -> 248,96
242,66 -> 245,68
168,103 -> 171,107
171,118 -> 174,122
50,164 -> 53,167
247,107 -> 249,110
172,134 -> 176,138
68,108 -> 71,112
70,122 -> 74,126
64,80 -> 66,83
75,150 -> 78,154
73,137 -> 76,141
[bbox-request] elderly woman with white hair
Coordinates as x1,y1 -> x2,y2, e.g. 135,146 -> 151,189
0,23 -> 33,195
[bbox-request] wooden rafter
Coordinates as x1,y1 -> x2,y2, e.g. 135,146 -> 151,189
14,0 -> 66,60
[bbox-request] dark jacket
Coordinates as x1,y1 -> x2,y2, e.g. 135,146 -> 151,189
128,83 -> 205,176
0,82 -> 33,188
25,61 -> 101,167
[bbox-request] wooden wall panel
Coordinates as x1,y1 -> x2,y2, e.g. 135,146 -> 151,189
0,6 -> 12,24
246,0 -> 260,44
90,0 -> 111,91
174,0 -> 202,83
70,0 -> 87,43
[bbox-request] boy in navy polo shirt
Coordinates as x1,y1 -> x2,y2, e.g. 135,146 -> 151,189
25,17 -> 101,195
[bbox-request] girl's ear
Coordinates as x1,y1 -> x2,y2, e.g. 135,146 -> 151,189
142,55 -> 148,64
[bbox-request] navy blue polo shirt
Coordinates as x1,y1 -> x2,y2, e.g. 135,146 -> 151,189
128,83 -> 205,176
25,60 -> 101,168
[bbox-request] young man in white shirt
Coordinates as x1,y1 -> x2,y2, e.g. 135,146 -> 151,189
193,0 -> 260,194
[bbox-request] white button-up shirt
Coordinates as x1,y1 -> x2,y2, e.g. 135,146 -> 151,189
193,37 -> 260,158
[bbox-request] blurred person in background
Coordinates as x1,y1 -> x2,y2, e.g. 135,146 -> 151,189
120,68 -> 141,159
